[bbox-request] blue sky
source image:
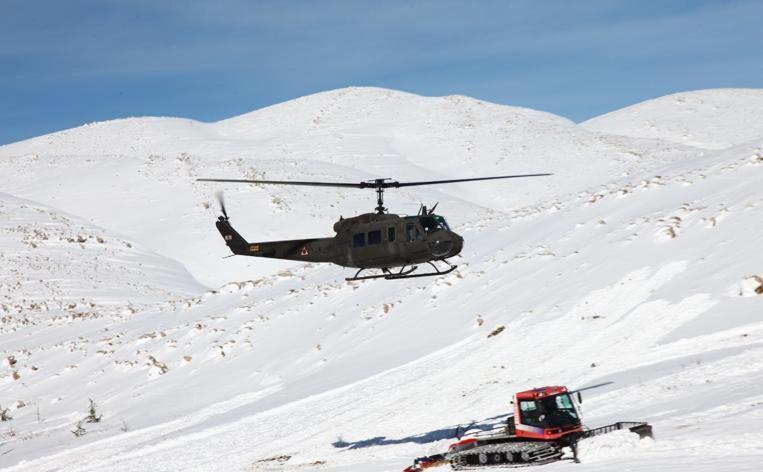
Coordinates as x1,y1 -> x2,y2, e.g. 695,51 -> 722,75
1,0 -> 762,145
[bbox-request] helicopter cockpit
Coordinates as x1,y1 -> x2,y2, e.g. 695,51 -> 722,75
419,215 -> 451,233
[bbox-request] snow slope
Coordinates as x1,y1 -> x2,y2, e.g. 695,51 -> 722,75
1,88 -> 762,472
581,88 -> 763,149
0,87 -> 697,287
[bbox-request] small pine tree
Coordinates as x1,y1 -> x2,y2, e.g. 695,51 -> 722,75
0,406 -> 12,422
85,398 -> 102,423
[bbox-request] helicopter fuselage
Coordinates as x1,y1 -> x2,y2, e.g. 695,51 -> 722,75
331,213 -> 463,268
201,172 -> 550,280
214,212 -> 463,271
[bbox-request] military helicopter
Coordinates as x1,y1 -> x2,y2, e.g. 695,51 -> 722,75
197,174 -> 550,281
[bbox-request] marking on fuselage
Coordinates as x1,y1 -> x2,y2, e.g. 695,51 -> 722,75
250,245 -> 260,253
300,246 -> 309,256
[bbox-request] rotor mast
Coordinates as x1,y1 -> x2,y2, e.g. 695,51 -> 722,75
368,178 -> 393,214
375,186 -> 385,214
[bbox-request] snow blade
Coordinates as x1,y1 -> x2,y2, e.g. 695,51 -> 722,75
582,421 -> 654,440
402,453 -> 447,471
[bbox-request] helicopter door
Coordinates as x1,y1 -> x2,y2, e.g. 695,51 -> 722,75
366,229 -> 388,265
353,232 -> 366,248
385,225 -> 399,257
387,226 -> 396,243
405,223 -> 422,242
352,228 -> 389,267
350,231 -> 369,266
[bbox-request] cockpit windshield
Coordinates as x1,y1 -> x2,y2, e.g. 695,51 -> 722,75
538,394 -> 579,427
519,394 -> 579,429
420,215 -> 450,234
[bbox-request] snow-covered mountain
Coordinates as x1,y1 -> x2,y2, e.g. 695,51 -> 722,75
0,87 -> 699,287
1,88 -> 762,472
581,88 -> 763,149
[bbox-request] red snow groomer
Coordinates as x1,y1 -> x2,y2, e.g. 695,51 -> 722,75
405,385 -> 652,470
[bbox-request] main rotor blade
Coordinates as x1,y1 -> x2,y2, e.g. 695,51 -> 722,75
197,178 -> 364,188
395,173 -> 552,188
571,381 -> 614,393
197,173 -> 552,189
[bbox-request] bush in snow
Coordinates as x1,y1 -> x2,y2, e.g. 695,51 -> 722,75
85,399 -> 102,423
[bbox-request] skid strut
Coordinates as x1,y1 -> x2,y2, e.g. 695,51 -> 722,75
346,260 -> 457,281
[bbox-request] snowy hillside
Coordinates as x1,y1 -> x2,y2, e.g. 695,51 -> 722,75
0,192 -> 203,305
1,88 -> 762,472
0,87 -> 698,287
581,88 -> 763,149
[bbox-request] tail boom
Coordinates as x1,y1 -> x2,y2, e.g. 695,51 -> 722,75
215,217 -> 334,263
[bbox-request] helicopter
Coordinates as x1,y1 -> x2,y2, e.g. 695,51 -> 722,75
197,174 -> 550,281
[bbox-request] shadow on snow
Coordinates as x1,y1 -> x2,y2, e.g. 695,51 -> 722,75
332,413 -> 508,450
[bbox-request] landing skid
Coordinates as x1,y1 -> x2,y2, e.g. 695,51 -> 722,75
345,260 -> 457,281
346,266 -> 417,281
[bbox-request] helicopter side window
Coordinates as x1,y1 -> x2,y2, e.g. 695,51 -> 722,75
368,230 -> 382,245
353,233 -> 365,248
405,223 -> 416,242
388,227 -> 396,242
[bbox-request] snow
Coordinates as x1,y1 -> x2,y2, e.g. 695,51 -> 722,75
580,88 -> 763,149
1,87 -> 762,471
0,87 -> 698,287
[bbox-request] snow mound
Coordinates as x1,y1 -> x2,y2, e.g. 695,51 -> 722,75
581,89 -> 763,149
729,275 -> 763,297
0,192 -> 203,311
577,430 -> 651,463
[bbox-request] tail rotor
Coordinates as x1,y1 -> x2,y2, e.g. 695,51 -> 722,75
215,191 -> 229,220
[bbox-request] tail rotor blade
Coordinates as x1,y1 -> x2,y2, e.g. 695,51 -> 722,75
215,191 -> 229,220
